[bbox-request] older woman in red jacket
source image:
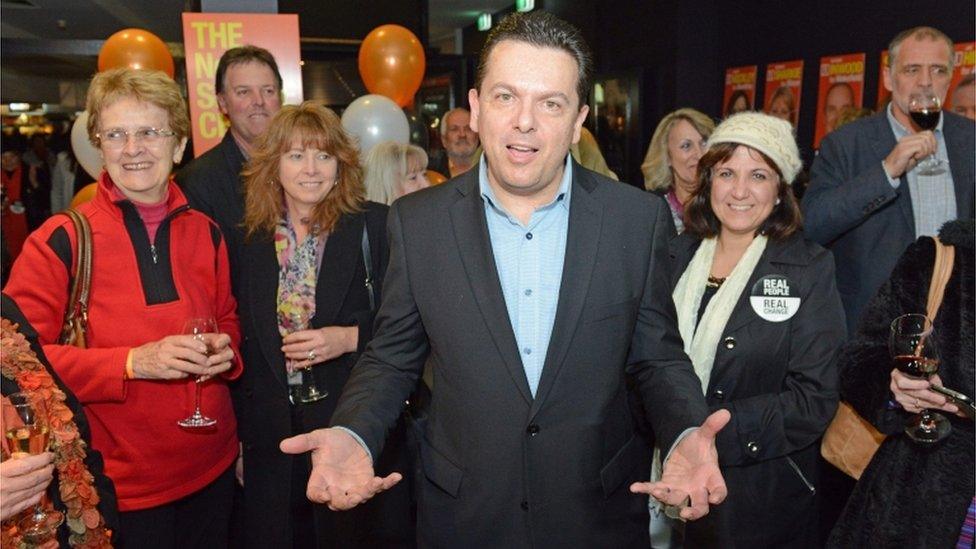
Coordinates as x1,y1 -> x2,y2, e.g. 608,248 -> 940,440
5,68 -> 241,548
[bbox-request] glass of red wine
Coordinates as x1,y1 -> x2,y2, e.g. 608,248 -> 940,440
2,392 -> 64,543
178,318 -> 219,428
889,313 -> 949,444
907,92 -> 946,176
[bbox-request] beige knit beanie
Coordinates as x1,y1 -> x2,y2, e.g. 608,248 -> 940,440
706,112 -> 802,184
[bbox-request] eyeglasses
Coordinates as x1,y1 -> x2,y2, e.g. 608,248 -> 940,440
96,127 -> 176,148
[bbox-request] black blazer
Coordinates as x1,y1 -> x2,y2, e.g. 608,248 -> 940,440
331,162 -> 709,548
232,203 -> 405,548
1,293 -> 119,546
669,233 -> 847,547
802,110 -> 975,334
176,132 -> 248,294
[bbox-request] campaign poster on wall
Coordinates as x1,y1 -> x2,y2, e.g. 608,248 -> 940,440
182,13 -> 303,157
877,50 -> 890,110
764,60 -> 803,127
945,41 -> 975,111
814,53 -> 865,148
723,65 -> 757,117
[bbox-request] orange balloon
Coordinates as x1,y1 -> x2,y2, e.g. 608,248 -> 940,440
98,28 -> 174,78
70,183 -> 98,208
359,25 -> 426,107
426,170 -> 448,186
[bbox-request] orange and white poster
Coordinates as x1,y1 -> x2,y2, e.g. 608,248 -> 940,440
182,13 -> 303,157
877,50 -> 890,110
945,41 -> 975,110
815,53 -> 865,148
723,65 -> 757,117
764,60 -> 803,127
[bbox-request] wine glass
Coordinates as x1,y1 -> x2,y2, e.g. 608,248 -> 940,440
2,392 -> 64,543
907,92 -> 946,176
889,313 -> 949,444
178,318 -> 218,428
282,315 -> 328,404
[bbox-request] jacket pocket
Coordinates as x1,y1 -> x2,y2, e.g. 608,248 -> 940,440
583,297 -> 638,324
420,437 -> 464,498
600,434 -> 645,498
786,456 -> 816,494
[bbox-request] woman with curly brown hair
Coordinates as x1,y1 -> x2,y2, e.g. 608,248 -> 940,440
233,101 -> 413,548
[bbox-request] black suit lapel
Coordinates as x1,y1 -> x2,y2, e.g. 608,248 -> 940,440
312,213 -> 363,328
869,114 -> 915,235
246,236 -> 289,389
530,167 -> 602,418
448,173 -> 533,405
218,133 -> 247,221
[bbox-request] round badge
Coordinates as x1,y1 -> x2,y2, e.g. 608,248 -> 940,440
9,201 -> 25,215
749,274 -> 800,322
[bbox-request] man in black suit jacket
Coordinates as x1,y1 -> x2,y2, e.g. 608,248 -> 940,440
282,12 -> 729,548
803,26 -> 975,334
176,46 -> 283,293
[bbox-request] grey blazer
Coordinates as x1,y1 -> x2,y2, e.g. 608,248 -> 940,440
802,110 -> 974,334
330,161 -> 708,548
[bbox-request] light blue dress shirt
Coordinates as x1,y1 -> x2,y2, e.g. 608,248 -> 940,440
479,154 -> 572,397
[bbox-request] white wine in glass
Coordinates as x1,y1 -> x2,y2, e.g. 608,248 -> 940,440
178,318 -> 218,428
2,392 -> 64,543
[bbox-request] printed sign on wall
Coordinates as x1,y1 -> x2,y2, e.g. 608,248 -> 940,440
182,13 -> 303,157
723,65 -> 758,117
764,60 -> 804,128
815,53 -> 865,148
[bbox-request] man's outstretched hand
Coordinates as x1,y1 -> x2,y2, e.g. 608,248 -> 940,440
280,427 -> 402,511
629,409 -> 731,521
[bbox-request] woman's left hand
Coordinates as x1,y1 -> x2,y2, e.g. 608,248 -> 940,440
282,326 -> 358,368
198,333 -> 235,383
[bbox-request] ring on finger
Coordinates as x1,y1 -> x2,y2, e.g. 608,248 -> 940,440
913,397 -> 920,408
308,348 -> 317,361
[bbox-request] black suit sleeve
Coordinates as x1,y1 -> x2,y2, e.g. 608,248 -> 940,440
627,196 -> 709,451
330,202 -> 430,458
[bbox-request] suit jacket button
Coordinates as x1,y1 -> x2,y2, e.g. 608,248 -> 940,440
520,500 -> 529,511
526,424 -> 540,436
723,337 -> 736,349
712,389 -> 725,400
746,441 -> 760,454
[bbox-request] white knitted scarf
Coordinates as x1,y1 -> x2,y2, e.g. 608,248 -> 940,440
672,234 -> 768,390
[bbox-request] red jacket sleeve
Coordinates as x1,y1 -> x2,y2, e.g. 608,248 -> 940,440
5,221 -> 130,404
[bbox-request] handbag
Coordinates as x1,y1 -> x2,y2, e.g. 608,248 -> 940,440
821,236 -> 954,480
57,208 -> 92,348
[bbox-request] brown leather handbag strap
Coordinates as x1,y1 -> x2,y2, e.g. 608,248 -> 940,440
59,207 -> 92,345
926,237 -> 955,320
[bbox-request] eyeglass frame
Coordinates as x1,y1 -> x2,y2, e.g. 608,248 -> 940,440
95,127 -> 178,148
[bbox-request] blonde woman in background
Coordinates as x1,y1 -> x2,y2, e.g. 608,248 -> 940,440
641,108 -> 715,233
364,141 -> 430,205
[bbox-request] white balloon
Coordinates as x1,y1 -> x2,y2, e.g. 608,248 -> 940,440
341,94 -> 410,157
71,111 -> 103,180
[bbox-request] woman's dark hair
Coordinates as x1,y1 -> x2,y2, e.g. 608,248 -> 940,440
683,142 -> 802,240
725,90 -> 751,116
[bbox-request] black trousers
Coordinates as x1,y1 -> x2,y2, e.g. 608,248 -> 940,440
117,464 -> 235,549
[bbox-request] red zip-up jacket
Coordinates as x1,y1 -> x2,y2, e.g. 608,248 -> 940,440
5,173 -> 242,511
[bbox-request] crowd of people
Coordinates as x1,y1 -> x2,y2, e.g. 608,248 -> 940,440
0,10 -> 972,549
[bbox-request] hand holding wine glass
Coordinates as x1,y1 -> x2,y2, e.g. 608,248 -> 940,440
1,393 -> 63,541
907,92 -> 946,176
889,313 -> 950,443
178,318 -> 219,428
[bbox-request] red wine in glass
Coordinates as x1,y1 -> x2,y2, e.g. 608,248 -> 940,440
907,93 -> 945,175
889,314 -> 950,444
